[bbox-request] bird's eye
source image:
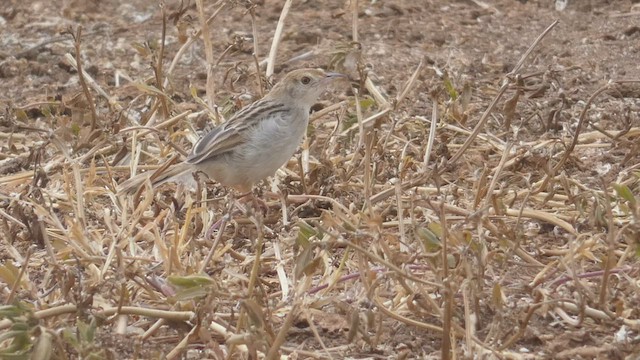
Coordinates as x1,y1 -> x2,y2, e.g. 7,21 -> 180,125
300,76 -> 311,85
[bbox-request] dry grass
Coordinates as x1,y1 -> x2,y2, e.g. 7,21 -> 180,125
1,0 -> 640,359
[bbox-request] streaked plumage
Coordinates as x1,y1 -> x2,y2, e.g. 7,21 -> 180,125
118,68 -> 345,195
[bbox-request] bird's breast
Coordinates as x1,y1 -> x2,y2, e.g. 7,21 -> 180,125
236,107 -> 309,181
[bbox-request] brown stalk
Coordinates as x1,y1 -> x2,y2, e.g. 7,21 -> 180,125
248,5 -> 264,97
199,200 -> 235,273
231,210 -> 267,357
372,294 -> 444,334
265,304 -> 299,360
5,248 -> 32,304
154,2 -> 170,120
351,0 -> 359,43
533,83 -> 614,195
266,0 -> 293,77
195,0 -> 217,108
445,84 -> 507,168
71,27 -> 98,131
353,89 -> 365,154
166,323 -> 200,360
461,279 -> 474,355
482,142 -> 511,207
423,96 -> 439,169
164,1 -> 227,90
440,203 -> 452,360
0,208 -> 26,229
280,347 -> 332,359
48,135 -> 87,229
62,53 -> 139,128
395,60 -> 423,109
141,319 -> 166,340
598,178 -> 616,308
334,235 -> 442,288
393,180 -> 406,249
419,198 -> 548,265
499,290 -> 544,350
0,305 -> 195,331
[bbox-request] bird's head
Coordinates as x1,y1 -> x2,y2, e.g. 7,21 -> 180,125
267,68 -> 347,107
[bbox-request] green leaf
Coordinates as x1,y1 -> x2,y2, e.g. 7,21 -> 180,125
62,328 -> 79,348
442,73 -> 458,100
614,184 -> 637,207
491,283 -> 504,310
71,123 -> 81,137
15,109 -> 28,122
0,351 -> 30,359
77,318 -> 97,343
296,221 -> 318,249
0,330 -> 27,343
358,97 -> 376,111
0,305 -> 24,319
131,42 -> 150,57
168,275 -> 214,289
415,226 -> 441,252
9,322 -> 30,332
342,114 -> 358,132
171,286 -> 211,302
0,329 -> 31,355
41,105 -> 52,118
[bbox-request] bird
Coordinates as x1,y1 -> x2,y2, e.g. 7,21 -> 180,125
118,68 -> 346,196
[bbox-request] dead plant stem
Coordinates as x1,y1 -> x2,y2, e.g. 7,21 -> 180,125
195,0 -> 217,108
266,0 -> 293,77
249,6 -> 264,97
155,3 -> 170,120
71,27 -> 98,131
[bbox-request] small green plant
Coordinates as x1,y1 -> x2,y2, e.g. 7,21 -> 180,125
61,317 -> 104,360
0,303 -> 37,359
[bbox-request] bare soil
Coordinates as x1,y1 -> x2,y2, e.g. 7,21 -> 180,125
1,0 -> 640,359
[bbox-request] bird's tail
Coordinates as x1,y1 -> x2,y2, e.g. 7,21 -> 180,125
117,163 -> 192,195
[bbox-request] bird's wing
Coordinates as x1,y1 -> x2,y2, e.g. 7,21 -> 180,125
185,121 -> 244,165
186,99 -> 287,165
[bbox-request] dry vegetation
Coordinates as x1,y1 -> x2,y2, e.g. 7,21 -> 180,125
1,0 -> 640,359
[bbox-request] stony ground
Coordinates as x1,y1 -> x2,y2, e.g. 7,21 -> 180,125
1,0 -> 640,359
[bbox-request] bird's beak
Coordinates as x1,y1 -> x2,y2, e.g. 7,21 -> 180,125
325,72 -> 348,80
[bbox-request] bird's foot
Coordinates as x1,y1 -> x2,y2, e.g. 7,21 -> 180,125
237,189 -> 270,216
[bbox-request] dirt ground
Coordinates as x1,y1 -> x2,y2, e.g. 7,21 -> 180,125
1,0 -> 640,359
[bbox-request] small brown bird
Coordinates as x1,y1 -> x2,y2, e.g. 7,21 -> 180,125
118,68 -> 345,195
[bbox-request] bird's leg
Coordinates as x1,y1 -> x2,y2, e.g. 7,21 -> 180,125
203,188 -> 268,240
236,188 -> 269,216
204,192 -> 238,240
